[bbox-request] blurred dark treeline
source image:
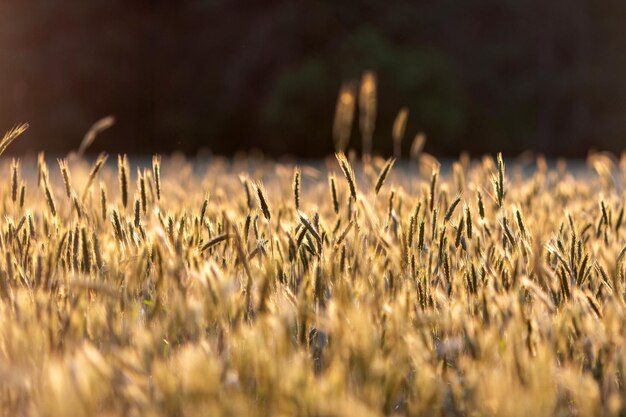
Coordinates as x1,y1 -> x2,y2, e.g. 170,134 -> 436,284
0,0 -> 624,157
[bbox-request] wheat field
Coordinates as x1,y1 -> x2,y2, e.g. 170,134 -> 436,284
0,121 -> 625,416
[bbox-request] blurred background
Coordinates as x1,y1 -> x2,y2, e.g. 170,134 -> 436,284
0,0 -> 624,157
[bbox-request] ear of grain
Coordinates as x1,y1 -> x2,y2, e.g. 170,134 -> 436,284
43,174 -> 56,217
100,184 -> 107,222
134,197 -> 141,227
375,158 -> 395,195
37,151 -> 47,188
118,154 -> 129,208
410,133 -> 426,161
19,182 -> 25,209
199,194 -> 209,226
293,167 -> 301,210
240,175 -> 253,210
333,82 -> 356,152
199,233 -> 231,252
444,194 -> 462,222
80,227 -> 91,272
455,217 -> 465,248
152,155 -> 161,201
92,232 -> 103,270
429,168 -> 439,212
111,208 -> 124,243
359,71 -> 377,156
329,174 -> 339,214
254,181 -> 271,222
78,115 -> 115,156
72,193 -> 82,219
465,205 -> 473,239
0,123 -> 28,157
392,107 -> 409,159
137,169 -> 147,213
298,211 -> 322,247
493,152 -> 505,207
335,152 -> 357,200
10,158 -> 19,203
57,158 -> 72,199
81,153 -> 108,201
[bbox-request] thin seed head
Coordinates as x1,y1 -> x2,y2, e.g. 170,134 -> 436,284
111,209 -> 124,242
200,194 -> 209,225
478,191 -> 485,219
152,155 -> 161,201
375,158 -> 395,195
392,108 -> 409,158
27,212 -> 34,238
43,175 -> 56,217
100,185 -> 107,222
78,115 -> 115,156
299,211 -> 322,247
118,154 -> 129,208
10,158 -> 19,203
410,133 -> 426,160
19,182 -> 25,209
82,152 -> 108,201
429,169 -> 438,212
138,169 -> 147,214
72,193 -> 82,219
0,123 -> 28,157
81,227 -> 90,272
515,208 -> 527,237
93,232 -> 103,270
57,158 -> 72,199
240,176 -> 253,210
455,217 -> 465,248
444,194 -> 462,222
493,152 -> 505,207
255,181 -> 271,222
335,152 -> 357,200
333,82 -> 356,152
200,233 -> 231,252
465,205 -> 473,239
359,71 -> 377,156
329,174 -> 339,214
293,167 -> 301,210
134,197 -> 141,227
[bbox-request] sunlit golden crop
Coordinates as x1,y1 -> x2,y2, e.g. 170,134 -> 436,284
0,85 -> 623,416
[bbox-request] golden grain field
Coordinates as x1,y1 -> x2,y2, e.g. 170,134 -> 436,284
0,122 -> 625,416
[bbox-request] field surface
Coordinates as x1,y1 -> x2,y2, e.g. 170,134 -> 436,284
0,147 -> 625,416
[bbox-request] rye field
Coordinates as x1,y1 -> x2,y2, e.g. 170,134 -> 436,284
0,118 -> 625,416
